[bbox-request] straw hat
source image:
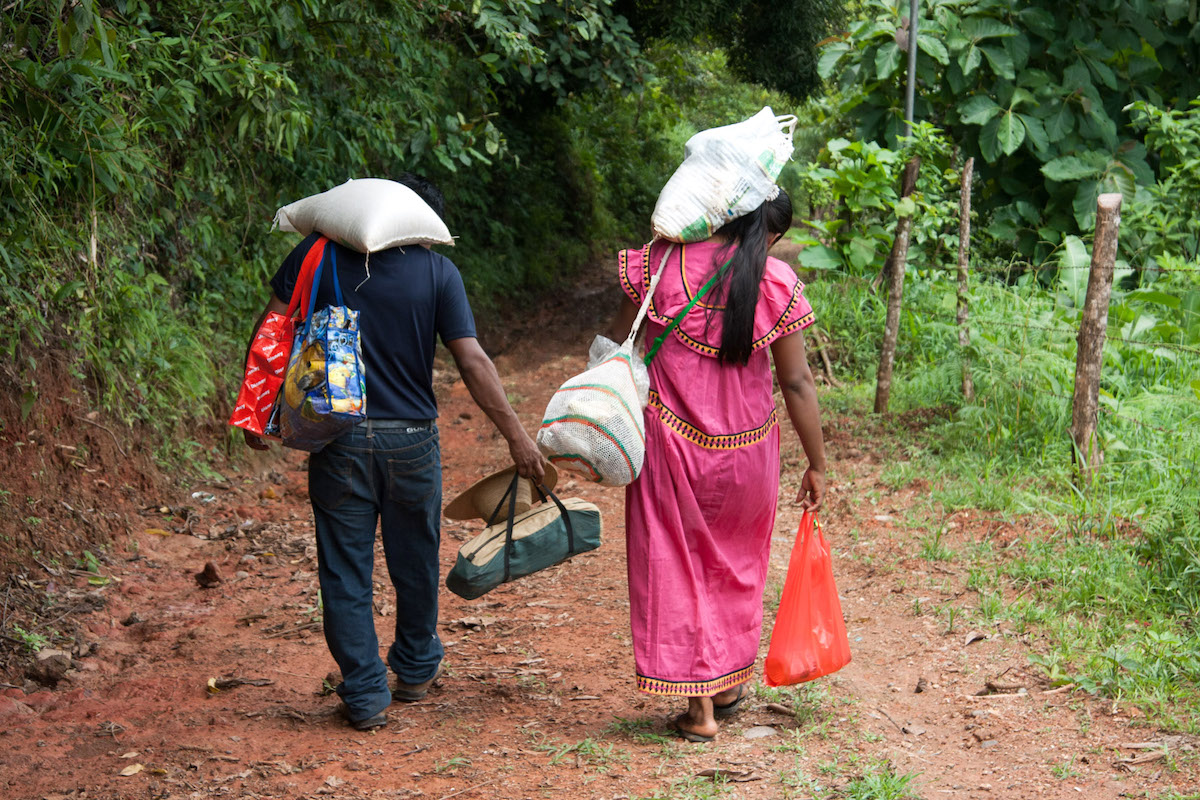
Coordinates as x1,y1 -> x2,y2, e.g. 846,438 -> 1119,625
444,463 -> 559,523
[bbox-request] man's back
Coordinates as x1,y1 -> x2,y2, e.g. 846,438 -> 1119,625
270,233 -> 475,420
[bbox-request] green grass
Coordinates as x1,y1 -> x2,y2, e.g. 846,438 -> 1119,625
807,263 -> 1200,729
533,736 -> 629,771
633,772 -> 735,800
842,761 -> 922,800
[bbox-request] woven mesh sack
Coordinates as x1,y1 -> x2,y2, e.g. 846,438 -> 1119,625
537,243 -> 677,487
537,344 -> 646,485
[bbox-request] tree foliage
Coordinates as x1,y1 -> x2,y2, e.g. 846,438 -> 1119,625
1,0 -> 812,450
819,0 -> 1200,262
0,0 -> 649,435
615,0 -> 845,100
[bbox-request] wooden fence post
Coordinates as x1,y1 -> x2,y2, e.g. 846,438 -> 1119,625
956,157 -> 975,402
873,157 -> 921,414
1071,192 -> 1123,484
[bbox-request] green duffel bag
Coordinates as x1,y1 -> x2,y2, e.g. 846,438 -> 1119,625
446,474 -> 602,601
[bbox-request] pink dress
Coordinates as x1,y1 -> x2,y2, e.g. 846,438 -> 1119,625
620,239 -> 815,696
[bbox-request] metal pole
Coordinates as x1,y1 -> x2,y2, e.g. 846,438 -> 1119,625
904,0 -> 919,137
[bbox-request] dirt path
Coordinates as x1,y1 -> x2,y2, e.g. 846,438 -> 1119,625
1,259 -> 1195,800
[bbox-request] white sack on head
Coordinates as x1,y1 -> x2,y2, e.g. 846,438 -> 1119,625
274,178 -> 454,253
651,107 -> 797,243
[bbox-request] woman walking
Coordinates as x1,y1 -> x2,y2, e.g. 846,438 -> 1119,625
609,190 -> 826,742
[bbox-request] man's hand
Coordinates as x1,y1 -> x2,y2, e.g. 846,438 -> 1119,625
797,467 -> 825,512
243,429 -> 271,451
509,433 -> 545,483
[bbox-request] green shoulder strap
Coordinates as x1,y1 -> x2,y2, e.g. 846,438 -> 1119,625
643,256 -> 733,366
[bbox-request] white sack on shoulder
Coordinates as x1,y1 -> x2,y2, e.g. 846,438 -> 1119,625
274,178 -> 454,253
652,107 -> 796,243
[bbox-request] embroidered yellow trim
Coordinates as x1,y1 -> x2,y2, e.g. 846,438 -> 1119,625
636,665 -> 754,696
680,243 -> 725,311
643,264 -> 816,359
648,391 -> 777,451
618,246 -> 644,304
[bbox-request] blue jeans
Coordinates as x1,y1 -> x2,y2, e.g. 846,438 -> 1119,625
308,420 -> 444,722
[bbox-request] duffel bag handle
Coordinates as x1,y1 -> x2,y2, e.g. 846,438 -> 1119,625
534,482 -> 575,555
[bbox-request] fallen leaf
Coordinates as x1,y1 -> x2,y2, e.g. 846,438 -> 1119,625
695,768 -> 762,782
119,763 -> 144,777
1116,751 -> 1167,766
144,528 -> 171,536
964,631 -> 987,646
119,751 -> 140,759
206,677 -> 220,694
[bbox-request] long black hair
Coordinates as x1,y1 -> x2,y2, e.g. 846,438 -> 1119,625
707,189 -> 794,365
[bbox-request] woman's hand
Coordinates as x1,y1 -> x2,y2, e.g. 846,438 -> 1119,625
796,467 -> 825,511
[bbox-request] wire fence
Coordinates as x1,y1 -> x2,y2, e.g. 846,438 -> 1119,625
906,248 -> 1200,473
973,319 -> 1200,356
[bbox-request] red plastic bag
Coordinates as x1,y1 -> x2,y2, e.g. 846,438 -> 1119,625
229,237 -> 328,437
764,511 -> 851,686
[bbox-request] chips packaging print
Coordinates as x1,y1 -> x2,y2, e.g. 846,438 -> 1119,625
277,244 -> 367,452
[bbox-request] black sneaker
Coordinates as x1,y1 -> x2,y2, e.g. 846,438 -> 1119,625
393,664 -> 444,702
341,705 -> 387,731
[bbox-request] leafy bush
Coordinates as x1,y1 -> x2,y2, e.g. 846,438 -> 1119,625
818,0 -> 1200,262
794,122 -> 958,275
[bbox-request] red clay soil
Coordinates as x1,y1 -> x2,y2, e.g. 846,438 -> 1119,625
0,255 -> 1196,800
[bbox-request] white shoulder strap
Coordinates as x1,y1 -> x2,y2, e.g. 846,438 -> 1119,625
624,241 -> 676,346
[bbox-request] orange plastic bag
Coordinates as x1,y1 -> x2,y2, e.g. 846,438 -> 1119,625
764,511 -> 851,686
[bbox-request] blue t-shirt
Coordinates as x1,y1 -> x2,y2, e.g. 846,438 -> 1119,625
270,233 -> 476,420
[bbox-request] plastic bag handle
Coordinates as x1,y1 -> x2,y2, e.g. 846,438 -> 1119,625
776,115 -> 798,139
284,236 -> 329,321
624,239 -> 676,347
299,244 -> 342,338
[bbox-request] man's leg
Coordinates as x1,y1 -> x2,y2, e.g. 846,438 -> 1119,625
309,429 -> 393,722
374,425 -> 444,686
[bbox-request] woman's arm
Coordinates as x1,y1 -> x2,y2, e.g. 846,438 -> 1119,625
770,331 -> 827,511
606,295 -> 639,343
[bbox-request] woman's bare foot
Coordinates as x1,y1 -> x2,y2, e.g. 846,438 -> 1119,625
712,683 -> 749,718
711,685 -> 742,707
675,697 -> 718,742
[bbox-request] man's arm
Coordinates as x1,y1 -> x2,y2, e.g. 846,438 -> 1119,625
445,337 -> 545,482
241,293 -> 289,451
770,331 -> 827,511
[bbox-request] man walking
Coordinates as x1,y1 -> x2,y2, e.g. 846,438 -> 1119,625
244,174 -> 544,730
